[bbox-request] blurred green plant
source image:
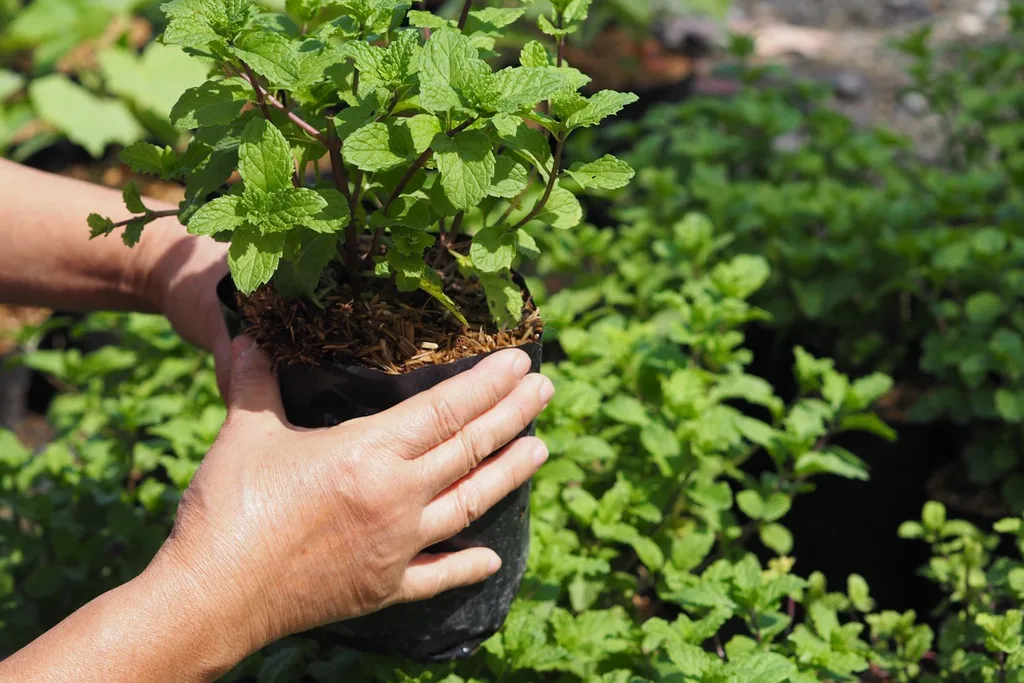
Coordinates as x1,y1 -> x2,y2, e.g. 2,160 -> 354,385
577,3 -> 1024,509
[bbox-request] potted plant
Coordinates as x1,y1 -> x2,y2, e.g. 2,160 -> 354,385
89,0 -> 636,663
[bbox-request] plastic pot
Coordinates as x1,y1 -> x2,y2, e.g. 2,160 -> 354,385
216,274 -> 541,662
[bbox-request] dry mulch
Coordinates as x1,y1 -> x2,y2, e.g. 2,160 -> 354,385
238,248 -> 543,375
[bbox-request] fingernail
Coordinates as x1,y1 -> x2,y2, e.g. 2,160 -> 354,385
536,375 -> 555,404
532,442 -> 549,466
488,555 -> 502,574
512,350 -> 531,377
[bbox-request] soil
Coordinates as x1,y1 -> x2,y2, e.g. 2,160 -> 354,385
237,245 -> 543,374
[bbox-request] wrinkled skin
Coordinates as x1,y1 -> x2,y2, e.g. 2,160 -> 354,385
152,337 -> 554,653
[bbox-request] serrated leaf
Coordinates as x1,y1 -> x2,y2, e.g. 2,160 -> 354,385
467,7 -> 527,32
520,40 -> 550,68
171,78 -> 251,130
87,214 -> 115,239
275,230 -> 336,299
491,66 -> 582,113
232,30 -> 300,87
122,182 -> 147,214
490,156 -> 529,198
565,90 -> 639,129
228,228 -> 286,295
434,130 -> 496,211
260,187 -> 328,233
567,155 -> 635,190
400,114 -> 442,155
343,121 -> 415,172
239,118 -> 294,195
120,142 -> 179,180
479,272 -> 523,328
188,195 -> 246,236
535,184 -> 582,229
795,447 -> 869,481
300,188 -> 351,233
29,74 -> 144,158
161,0 -> 234,48
418,28 -> 489,112
515,230 -> 540,259
470,225 -> 516,273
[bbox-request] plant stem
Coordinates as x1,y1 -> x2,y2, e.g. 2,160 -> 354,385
326,119 -> 353,204
456,0 -> 473,30
112,209 -> 178,228
510,135 -> 564,231
450,211 -> 464,240
386,118 -> 476,209
239,64 -> 329,147
241,62 -> 272,119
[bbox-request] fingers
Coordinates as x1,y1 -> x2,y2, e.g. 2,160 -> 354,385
213,335 -> 232,400
226,336 -> 287,423
419,372 -> 553,494
364,348 -> 533,460
419,437 -> 548,546
393,548 -> 502,605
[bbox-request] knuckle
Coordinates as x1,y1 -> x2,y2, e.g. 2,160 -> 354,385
455,479 -> 484,528
430,395 -> 463,443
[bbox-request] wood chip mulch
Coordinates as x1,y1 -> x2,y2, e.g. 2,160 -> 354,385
238,250 -> 543,375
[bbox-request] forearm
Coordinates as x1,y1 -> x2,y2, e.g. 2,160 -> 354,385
0,158 -> 187,313
0,561 -> 252,682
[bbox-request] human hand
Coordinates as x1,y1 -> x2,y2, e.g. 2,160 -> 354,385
144,336 -> 553,664
138,223 -> 231,395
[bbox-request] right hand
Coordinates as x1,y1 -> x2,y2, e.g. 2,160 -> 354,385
145,336 -> 554,661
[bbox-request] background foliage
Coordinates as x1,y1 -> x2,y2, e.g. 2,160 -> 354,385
3,1 -> 1024,681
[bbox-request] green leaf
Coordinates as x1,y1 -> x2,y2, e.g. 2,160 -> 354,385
520,40 -> 550,68
848,574 -> 874,612
401,115 -> 442,155
260,188 -> 329,233
470,225 -> 516,273
232,29 -> 300,87
239,119 -> 294,195
170,78 -> 251,130
87,213 -> 115,239
300,188 -> 351,233
418,28 -> 488,112
491,66 -> 583,113
188,196 -> 247,236
996,389 -> 1024,423
161,0 -> 241,49
122,182 -> 146,214
534,184 -> 582,229
761,493 -> 792,522
479,272 -> 523,328
922,501 -> 946,531
434,130 -> 496,212
343,121 -> 415,172
964,291 -> 1006,326
839,413 -> 897,442
228,228 -> 286,295
602,395 -> 649,426
737,490 -> 764,520
760,523 -> 793,555
275,230 -> 336,299
795,447 -> 869,481
29,74 -> 144,158
421,274 -> 470,327
490,156 -> 529,198
566,155 -> 635,190
98,43 -> 209,119
120,142 -> 179,180
565,90 -> 638,129
0,69 -> 24,100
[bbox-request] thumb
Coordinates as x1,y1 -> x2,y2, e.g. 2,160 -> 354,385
227,335 -> 287,423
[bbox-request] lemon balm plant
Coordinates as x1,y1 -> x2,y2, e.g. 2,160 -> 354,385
86,0 -> 635,663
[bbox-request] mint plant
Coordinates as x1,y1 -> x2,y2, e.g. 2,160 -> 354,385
89,0 -> 636,328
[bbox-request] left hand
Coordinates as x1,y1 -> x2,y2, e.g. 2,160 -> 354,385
140,222 -> 232,396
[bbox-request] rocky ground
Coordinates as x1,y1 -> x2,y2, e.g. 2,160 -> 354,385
662,0 -> 1014,156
